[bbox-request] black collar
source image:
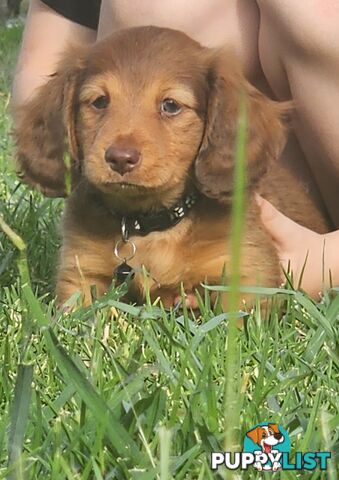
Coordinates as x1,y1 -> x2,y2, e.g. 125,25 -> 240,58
110,192 -> 198,239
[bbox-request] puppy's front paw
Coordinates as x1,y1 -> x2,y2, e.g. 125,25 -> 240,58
174,292 -> 199,309
254,462 -> 263,471
273,462 -> 281,471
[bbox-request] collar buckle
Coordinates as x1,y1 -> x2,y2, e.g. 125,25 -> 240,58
121,216 -> 129,240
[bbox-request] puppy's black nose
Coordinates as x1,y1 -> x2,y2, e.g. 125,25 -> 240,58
105,146 -> 141,175
274,433 -> 283,440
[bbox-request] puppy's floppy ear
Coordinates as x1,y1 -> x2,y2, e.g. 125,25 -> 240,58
246,427 -> 261,445
13,45 -> 86,197
194,50 -> 290,202
268,423 -> 280,434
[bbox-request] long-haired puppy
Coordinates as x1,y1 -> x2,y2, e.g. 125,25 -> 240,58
14,26 -> 329,307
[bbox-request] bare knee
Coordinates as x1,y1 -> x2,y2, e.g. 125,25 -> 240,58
257,0 -> 339,97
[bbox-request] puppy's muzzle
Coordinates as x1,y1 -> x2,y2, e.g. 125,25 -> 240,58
105,145 -> 141,175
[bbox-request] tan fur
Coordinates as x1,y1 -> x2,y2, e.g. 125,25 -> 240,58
13,26 -> 330,307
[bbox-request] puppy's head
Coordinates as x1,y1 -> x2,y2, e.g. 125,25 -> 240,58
14,26 -> 288,205
246,424 -> 284,452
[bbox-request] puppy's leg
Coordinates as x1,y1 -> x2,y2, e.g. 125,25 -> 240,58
56,270 -> 112,306
56,236 -> 114,306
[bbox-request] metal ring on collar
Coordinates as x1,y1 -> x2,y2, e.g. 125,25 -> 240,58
114,239 -> 136,262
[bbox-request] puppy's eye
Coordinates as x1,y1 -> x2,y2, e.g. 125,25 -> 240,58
92,95 -> 109,109
262,433 -> 267,438
160,98 -> 182,116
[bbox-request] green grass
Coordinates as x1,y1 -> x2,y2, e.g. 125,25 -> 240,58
0,24 -> 338,480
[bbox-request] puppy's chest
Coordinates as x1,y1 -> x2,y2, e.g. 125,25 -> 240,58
114,221 -> 192,284
113,215 -> 230,290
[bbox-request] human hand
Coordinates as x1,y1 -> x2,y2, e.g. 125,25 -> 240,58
174,196 -> 336,308
256,194 -> 335,298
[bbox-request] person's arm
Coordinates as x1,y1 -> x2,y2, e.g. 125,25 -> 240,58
257,195 -> 339,298
12,0 -> 97,109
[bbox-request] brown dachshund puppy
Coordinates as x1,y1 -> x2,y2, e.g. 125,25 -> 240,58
14,26 -> 329,307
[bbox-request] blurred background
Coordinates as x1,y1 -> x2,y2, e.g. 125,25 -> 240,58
0,0 -> 27,21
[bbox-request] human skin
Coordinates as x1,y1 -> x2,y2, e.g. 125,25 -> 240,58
12,0 -> 339,300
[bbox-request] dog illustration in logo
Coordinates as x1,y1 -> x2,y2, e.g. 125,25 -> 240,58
246,423 -> 284,471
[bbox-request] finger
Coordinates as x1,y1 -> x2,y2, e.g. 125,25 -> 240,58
255,194 -> 303,249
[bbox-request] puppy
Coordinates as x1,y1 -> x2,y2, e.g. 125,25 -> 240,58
14,26 -> 329,307
246,424 -> 284,471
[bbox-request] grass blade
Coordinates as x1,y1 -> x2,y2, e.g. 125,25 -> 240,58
159,426 -> 171,480
8,364 -> 33,480
224,92 -> 248,459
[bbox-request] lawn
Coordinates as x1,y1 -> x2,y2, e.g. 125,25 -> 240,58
0,24 -> 338,480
